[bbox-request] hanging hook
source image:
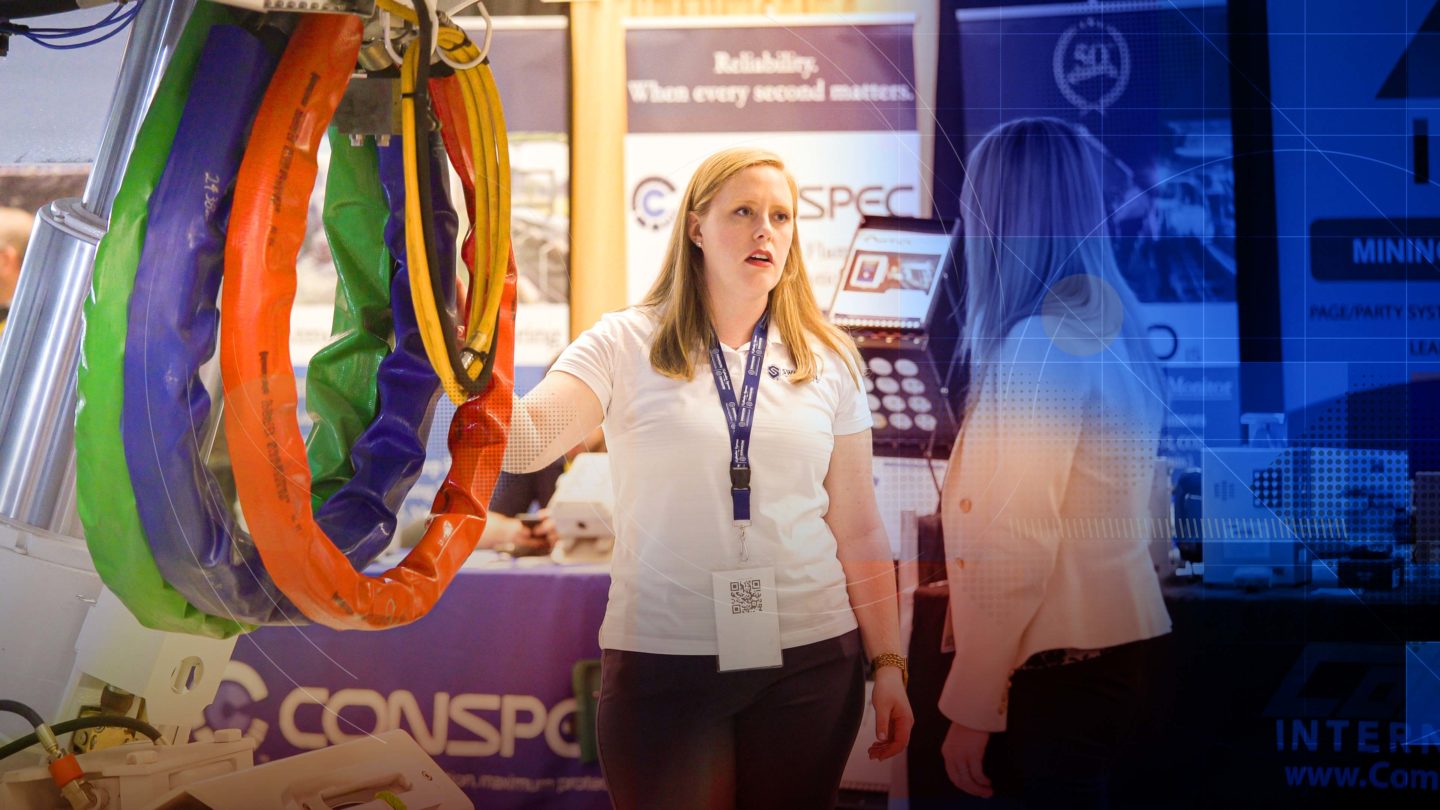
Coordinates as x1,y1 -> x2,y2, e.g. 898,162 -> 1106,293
376,0 -> 442,64
380,7 -> 408,67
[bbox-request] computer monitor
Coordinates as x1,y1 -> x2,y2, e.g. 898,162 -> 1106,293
828,216 -> 956,332
827,216 -> 965,459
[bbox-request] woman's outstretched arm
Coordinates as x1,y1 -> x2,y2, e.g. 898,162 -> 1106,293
503,371 -> 604,474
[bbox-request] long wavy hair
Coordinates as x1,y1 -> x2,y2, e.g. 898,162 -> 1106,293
641,147 -> 860,384
960,118 -> 1162,393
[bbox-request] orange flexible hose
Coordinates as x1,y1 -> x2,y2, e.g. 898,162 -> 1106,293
221,14 -> 514,629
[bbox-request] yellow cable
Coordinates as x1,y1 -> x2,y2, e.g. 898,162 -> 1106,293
464,60 -> 502,356
438,31 -> 494,383
438,28 -> 510,360
439,28 -> 491,350
381,6 -> 510,400
376,0 -> 415,22
457,59 -> 495,356
476,60 -> 510,355
399,33 -> 462,402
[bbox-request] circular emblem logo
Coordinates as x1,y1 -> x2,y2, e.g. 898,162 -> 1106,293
1053,18 -> 1131,115
632,176 -> 678,231
191,660 -> 269,747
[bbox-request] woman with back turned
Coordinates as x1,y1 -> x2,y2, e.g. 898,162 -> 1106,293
939,118 -> 1173,808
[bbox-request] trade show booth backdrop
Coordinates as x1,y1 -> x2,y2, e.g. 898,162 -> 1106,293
4,1 -> 1440,805
944,0 -> 1243,467
623,14 -> 945,548
622,14 -> 921,304
1266,0 -> 1440,410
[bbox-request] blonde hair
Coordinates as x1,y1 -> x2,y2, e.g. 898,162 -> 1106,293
641,147 -> 860,385
960,118 -> 1161,391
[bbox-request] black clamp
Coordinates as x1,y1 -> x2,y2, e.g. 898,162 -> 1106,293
729,465 -> 750,491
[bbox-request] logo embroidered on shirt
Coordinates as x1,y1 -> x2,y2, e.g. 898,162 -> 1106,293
767,364 -> 796,379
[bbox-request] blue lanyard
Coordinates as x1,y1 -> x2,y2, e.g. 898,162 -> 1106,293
707,312 -> 769,561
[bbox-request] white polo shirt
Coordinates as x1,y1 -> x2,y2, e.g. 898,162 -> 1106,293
552,306 -> 871,655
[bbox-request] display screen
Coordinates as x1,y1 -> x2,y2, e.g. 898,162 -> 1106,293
954,0 -> 1237,307
952,0 -> 1242,461
1266,0 -> 1440,412
828,224 -> 954,329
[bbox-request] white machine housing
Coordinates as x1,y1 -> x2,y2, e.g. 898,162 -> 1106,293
548,452 -> 616,542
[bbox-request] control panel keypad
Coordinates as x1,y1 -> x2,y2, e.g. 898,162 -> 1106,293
865,354 -> 939,437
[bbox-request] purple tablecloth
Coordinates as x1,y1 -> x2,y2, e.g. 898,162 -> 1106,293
198,562 -> 612,809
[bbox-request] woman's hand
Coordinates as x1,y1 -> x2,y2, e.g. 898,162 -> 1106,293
942,722 -> 993,798
866,668 -> 913,761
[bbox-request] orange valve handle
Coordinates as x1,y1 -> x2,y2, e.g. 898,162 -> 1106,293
221,13 -> 514,629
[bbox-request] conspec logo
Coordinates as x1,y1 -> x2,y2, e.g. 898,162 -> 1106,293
193,660 -> 270,745
193,661 -> 582,761
279,688 -> 581,759
797,184 -> 916,220
632,176 -> 678,231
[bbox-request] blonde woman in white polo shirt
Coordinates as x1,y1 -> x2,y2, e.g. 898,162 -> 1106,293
938,118 -> 1173,807
504,147 -> 913,809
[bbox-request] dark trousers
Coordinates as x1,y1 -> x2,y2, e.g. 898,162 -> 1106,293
596,629 -> 866,810
980,634 -> 1176,809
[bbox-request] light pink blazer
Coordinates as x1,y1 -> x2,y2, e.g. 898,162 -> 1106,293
939,315 -> 1172,732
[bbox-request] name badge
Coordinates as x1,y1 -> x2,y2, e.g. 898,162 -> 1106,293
712,567 -> 783,671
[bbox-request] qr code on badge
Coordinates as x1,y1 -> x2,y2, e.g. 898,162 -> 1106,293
730,579 -> 763,614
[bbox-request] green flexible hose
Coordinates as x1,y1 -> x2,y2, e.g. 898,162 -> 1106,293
75,0 -> 249,638
306,130 -> 394,508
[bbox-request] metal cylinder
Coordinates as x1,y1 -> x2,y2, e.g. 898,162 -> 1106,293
0,200 -> 102,533
83,0 -> 195,220
0,0 -> 192,535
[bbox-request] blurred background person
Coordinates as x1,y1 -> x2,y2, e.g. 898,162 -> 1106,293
481,425 -> 605,556
0,206 -> 35,336
938,117 -> 1173,808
